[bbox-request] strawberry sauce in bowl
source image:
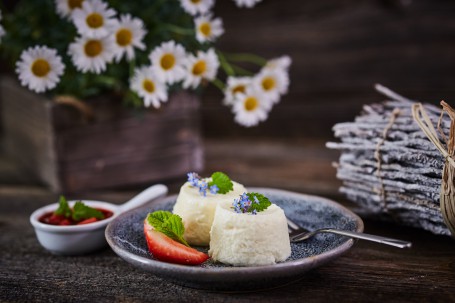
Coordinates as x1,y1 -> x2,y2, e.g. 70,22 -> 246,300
29,184 -> 168,255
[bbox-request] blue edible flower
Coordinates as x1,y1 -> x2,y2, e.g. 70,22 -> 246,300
187,172 -> 200,187
210,184 -> 219,194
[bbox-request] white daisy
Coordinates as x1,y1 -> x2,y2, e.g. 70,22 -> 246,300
253,68 -> 289,103
264,55 -> 292,72
233,0 -> 262,8
182,48 -> 219,89
130,66 -> 168,109
112,14 -> 147,62
15,46 -> 65,93
55,0 -> 86,19
232,88 -> 273,127
68,35 -> 115,73
149,41 -> 187,84
72,0 -> 116,39
223,76 -> 252,106
180,0 -> 214,16
194,14 -> 224,43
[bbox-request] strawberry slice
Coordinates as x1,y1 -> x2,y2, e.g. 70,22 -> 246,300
143,220 -> 209,265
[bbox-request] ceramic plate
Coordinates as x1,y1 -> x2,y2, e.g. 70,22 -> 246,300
105,188 -> 363,291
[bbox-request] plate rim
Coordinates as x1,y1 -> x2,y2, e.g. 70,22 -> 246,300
106,187 -> 363,277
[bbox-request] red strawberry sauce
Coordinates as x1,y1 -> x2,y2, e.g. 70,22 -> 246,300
39,208 -> 113,226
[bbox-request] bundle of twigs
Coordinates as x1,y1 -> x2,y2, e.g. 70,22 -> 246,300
327,84 -> 454,236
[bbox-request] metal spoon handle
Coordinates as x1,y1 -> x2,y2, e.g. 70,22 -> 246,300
320,229 -> 412,248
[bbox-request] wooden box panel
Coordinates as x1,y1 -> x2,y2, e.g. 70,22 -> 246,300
0,77 -> 203,192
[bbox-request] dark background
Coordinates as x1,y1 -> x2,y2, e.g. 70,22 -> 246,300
201,0 -> 455,139
1,0 -> 455,139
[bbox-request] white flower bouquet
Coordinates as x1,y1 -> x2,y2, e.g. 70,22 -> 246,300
0,0 -> 290,127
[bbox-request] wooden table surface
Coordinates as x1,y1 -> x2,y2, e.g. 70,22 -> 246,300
1,139 -> 454,302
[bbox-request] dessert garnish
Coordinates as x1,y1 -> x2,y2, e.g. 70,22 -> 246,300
144,210 -> 209,265
39,196 -> 112,225
146,211 -> 189,246
232,192 -> 271,215
187,171 -> 234,196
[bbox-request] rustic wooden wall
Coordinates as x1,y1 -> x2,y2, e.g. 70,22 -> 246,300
202,0 -> 455,138
2,0 -> 454,140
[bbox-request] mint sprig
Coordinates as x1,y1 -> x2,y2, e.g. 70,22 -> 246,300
54,196 -> 105,221
147,211 -> 189,247
246,193 -> 271,213
72,201 -> 105,221
55,195 -> 72,218
208,172 -> 233,194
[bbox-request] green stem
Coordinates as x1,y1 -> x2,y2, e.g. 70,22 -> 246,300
161,23 -> 195,36
211,78 -> 225,92
230,64 -> 254,76
223,52 -> 268,67
216,50 -> 235,77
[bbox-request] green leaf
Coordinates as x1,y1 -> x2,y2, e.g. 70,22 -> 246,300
208,172 -> 233,194
246,193 -> 272,213
71,201 -> 105,221
146,211 -> 189,247
54,195 -> 72,218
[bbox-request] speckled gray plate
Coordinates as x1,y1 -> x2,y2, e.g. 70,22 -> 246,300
105,188 -> 363,291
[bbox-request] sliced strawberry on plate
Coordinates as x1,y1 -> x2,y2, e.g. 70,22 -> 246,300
144,220 -> 209,265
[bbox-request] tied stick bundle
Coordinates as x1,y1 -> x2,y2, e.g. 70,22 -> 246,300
327,84 -> 455,237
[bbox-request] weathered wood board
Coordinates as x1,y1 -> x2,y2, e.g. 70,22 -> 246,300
0,77 -> 203,193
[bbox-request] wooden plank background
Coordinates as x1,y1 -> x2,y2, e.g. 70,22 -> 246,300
201,0 -> 455,138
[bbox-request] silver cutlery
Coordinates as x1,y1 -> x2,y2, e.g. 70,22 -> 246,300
287,218 -> 412,248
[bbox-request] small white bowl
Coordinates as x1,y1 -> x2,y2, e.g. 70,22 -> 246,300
30,184 -> 167,255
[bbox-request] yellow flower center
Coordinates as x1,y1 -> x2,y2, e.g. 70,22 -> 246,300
192,60 -> 206,76
244,97 -> 259,111
232,85 -> 246,94
191,0 -> 201,3
199,22 -> 211,37
261,76 -> 276,91
68,0 -> 84,9
142,79 -> 155,93
84,40 -> 103,57
160,54 -> 175,70
31,59 -> 51,77
86,13 -> 104,29
116,28 -> 133,46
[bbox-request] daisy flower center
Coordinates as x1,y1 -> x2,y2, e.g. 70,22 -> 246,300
192,60 -> 207,76
191,0 -> 202,3
31,59 -> 51,77
116,28 -> 133,47
84,40 -> 103,57
262,77 -> 276,91
244,97 -> 259,111
199,22 -> 212,37
142,79 -> 155,93
68,0 -> 84,9
86,13 -> 104,29
232,85 -> 246,94
160,54 -> 176,70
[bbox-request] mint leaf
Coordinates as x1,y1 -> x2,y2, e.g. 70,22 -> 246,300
246,193 -> 272,213
208,172 -> 233,194
71,201 -> 105,221
147,211 -> 189,247
55,195 -> 72,218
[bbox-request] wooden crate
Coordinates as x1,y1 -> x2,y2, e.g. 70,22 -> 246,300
0,77 -> 203,193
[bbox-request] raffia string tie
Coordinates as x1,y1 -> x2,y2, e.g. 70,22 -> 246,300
374,108 -> 400,212
412,101 -> 455,237
54,95 -> 94,121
